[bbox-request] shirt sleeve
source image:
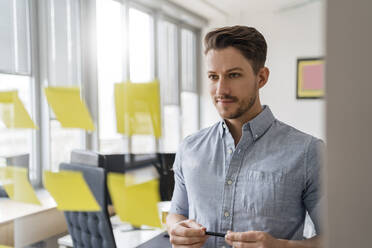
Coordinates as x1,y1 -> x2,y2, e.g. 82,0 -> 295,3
169,141 -> 189,218
303,137 -> 325,235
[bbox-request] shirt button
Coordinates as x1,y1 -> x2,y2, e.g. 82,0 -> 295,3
227,180 -> 233,185
224,211 -> 230,217
228,149 -> 232,154
255,134 -> 258,138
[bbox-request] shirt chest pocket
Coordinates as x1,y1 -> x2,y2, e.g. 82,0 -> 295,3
238,170 -> 301,218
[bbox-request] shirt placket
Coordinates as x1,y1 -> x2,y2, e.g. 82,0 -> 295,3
218,130 -> 253,247
223,127 -> 235,175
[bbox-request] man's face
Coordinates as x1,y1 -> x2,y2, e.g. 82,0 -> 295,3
206,47 -> 262,120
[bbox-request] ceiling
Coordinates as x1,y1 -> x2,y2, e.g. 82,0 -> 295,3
168,0 -> 321,21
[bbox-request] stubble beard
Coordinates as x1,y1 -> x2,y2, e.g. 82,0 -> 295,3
220,94 -> 257,119
214,82 -> 259,120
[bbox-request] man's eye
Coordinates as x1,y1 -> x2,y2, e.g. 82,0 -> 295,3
208,74 -> 218,80
229,73 -> 241,78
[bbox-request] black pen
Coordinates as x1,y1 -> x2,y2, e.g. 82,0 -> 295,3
205,231 -> 226,237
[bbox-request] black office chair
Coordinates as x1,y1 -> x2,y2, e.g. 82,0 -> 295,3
70,150 -> 105,167
60,163 -> 116,248
5,153 -> 29,168
0,154 -> 29,198
0,187 -> 7,197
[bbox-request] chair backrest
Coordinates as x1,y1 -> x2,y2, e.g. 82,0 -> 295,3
6,153 -> 29,168
1,154 -> 30,198
70,149 -> 105,167
0,187 -> 7,197
60,163 -> 116,248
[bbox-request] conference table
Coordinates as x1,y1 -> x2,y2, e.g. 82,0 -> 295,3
0,190 -> 67,247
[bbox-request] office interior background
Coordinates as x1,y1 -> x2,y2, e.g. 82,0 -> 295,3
0,0 -> 371,247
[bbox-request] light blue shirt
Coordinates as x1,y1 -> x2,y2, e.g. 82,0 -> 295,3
170,106 -> 324,247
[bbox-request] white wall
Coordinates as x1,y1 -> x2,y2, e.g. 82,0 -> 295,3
200,1 -> 325,140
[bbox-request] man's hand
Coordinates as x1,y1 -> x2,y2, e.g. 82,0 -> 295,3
225,230 -> 285,248
168,219 -> 209,248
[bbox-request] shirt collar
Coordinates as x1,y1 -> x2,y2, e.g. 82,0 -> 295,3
219,119 -> 229,138
219,105 -> 275,140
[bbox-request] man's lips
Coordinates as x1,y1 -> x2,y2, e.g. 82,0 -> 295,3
216,99 -> 235,103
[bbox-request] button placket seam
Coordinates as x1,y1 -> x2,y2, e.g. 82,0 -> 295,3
219,146 -> 241,233
223,139 -> 253,233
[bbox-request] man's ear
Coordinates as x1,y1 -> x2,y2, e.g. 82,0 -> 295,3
257,67 -> 270,89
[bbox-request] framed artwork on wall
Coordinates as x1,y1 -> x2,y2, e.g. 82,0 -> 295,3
296,57 -> 325,99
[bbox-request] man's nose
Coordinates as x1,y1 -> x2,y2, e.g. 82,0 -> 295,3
216,77 -> 230,96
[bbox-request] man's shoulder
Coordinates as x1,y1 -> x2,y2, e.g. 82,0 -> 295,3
273,119 -> 323,145
182,122 -> 220,146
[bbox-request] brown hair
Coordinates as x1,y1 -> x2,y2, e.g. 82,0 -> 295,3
204,25 -> 267,74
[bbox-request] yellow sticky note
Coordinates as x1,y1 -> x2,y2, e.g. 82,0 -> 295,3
0,245 -> 13,248
114,80 -> 162,138
0,90 -> 37,129
43,170 -> 100,211
107,173 -> 161,228
44,87 -> 95,131
0,167 -> 41,205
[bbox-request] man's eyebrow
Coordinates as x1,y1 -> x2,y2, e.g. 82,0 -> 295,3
208,67 -> 243,74
226,67 -> 243,72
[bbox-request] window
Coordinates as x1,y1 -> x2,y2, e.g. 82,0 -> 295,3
158,20 -> 181,152
0,0 -> 31,74
97,3 -> 157,154
96,1 -> 201,154
97,0 -> 126,153
0,0 -> 36,182
181,28 -> 199,138
129,8 -> 154,83
49,120 -> 82,170
1,0 -> 202,186
129,7 -> 156,153
0,74 -> 35,181
181,92 -> 198,138
45,0 -> 83,171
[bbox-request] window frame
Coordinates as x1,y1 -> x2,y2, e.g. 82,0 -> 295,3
94,0 -> 202,153
0,0 -> 41,186
36,0 -> 86,177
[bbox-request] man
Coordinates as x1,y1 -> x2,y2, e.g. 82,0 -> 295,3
167,26 -> 324,248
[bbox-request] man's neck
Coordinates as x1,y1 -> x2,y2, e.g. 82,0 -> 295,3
225,103 -> 263,146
